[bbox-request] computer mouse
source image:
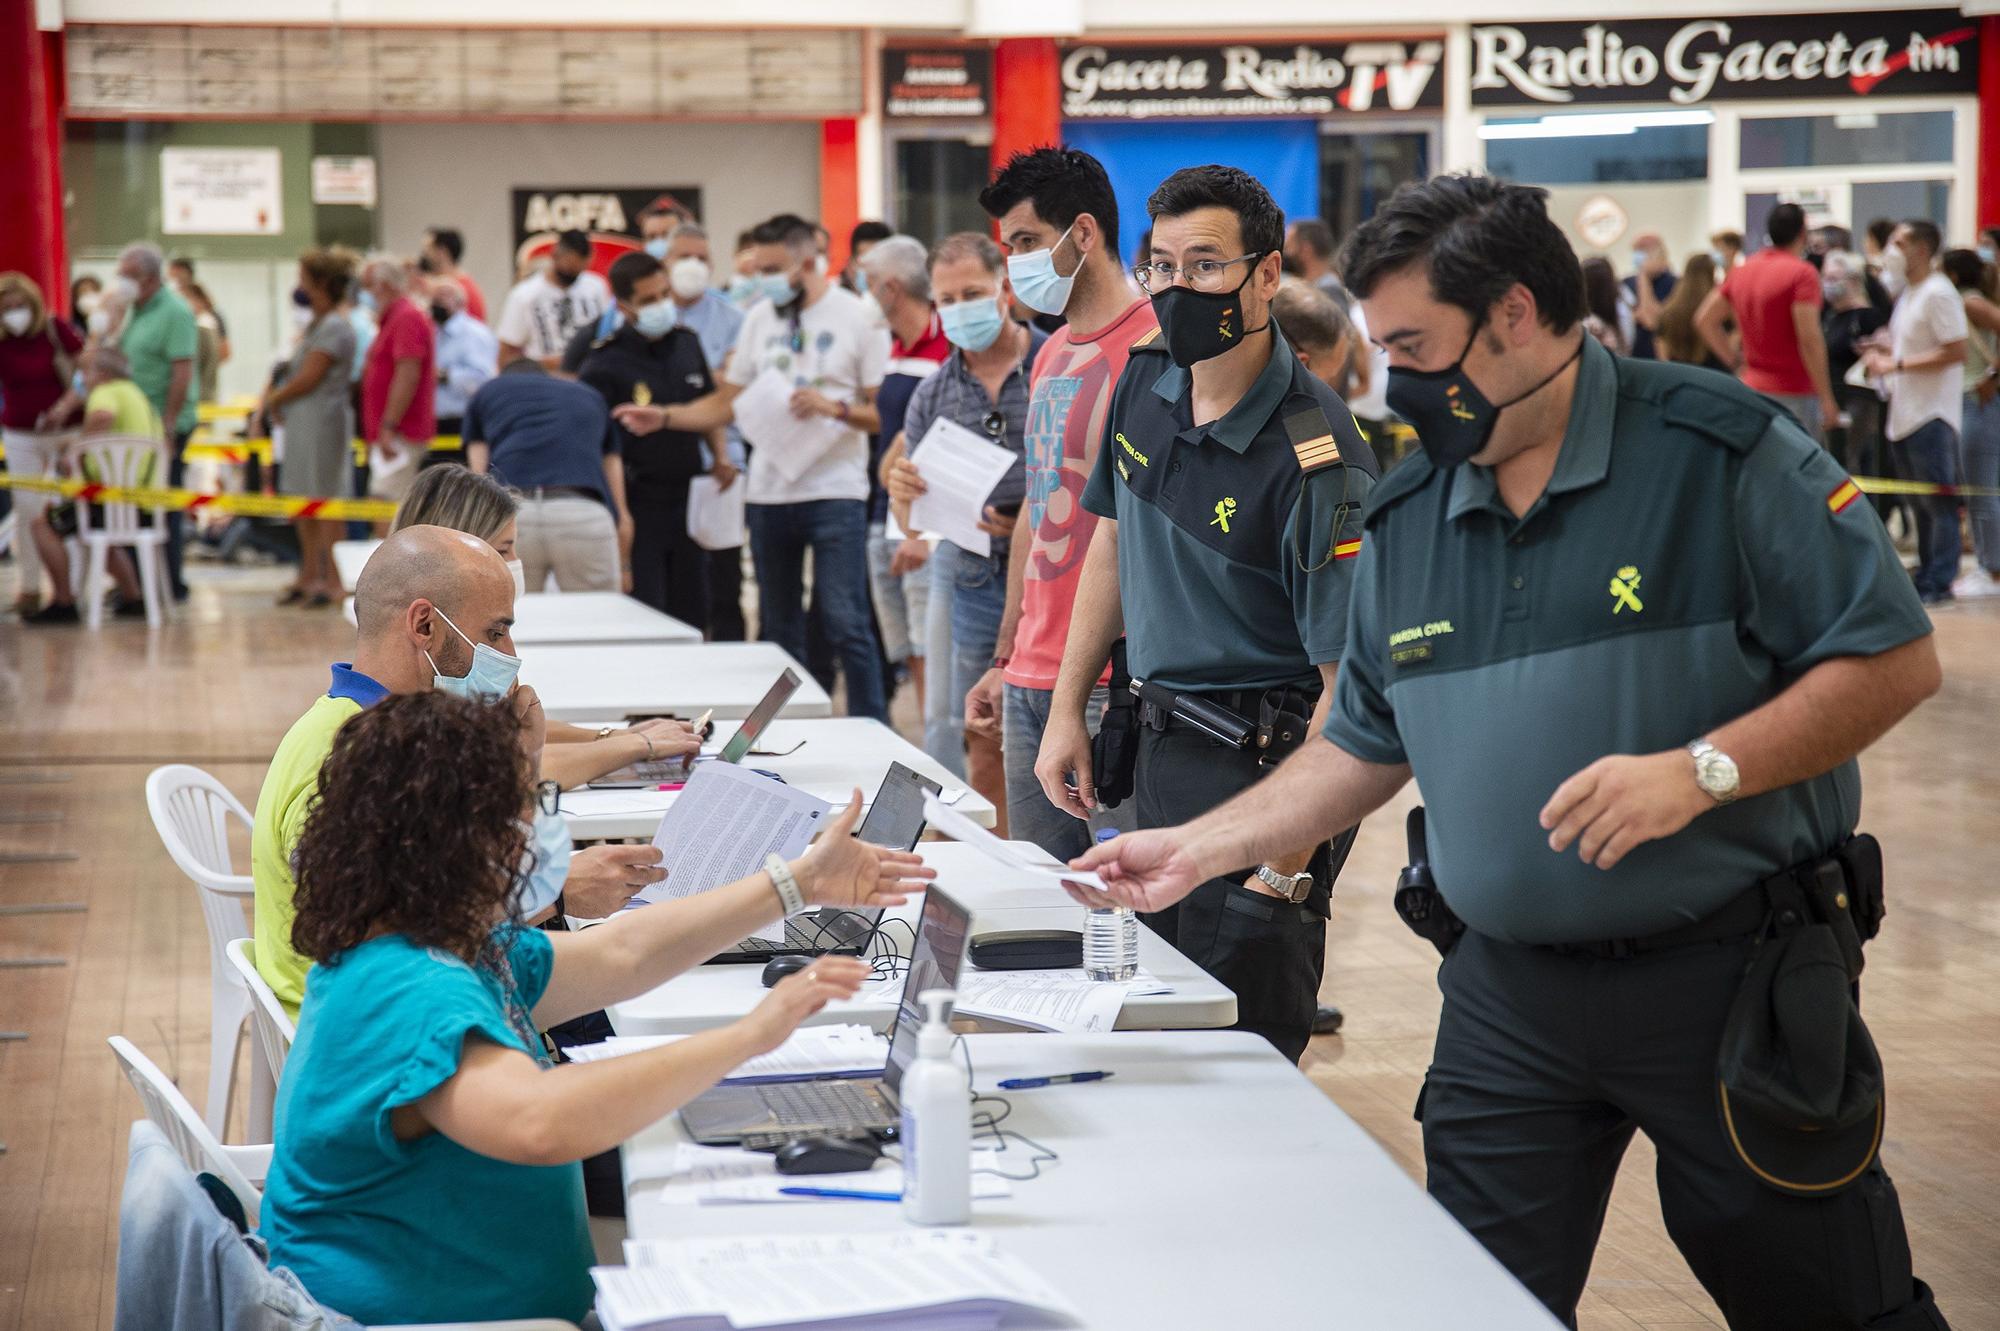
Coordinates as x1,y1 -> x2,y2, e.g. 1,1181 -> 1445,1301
773,1135 -> 883,1176
761,954 -> 814,988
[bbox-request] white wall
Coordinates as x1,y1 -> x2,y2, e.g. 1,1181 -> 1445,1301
374,121 -> 822,312
1541,182 -> 1715,271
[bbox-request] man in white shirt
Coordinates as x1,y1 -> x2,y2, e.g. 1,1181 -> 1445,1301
610,213 -> 891,719
1865,219 -> 1967,604
497,229 -> 612,370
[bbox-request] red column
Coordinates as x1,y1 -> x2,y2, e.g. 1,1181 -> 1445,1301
42,31 -> 68,312
0,6 -> 63,314
990,38 -> 1062,177
819,118 -> 861,276
1979,17 -> 2000,231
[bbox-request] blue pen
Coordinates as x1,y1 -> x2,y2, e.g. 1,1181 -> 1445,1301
778,1186 -> 901,1202
996,1071 -> 1114,1090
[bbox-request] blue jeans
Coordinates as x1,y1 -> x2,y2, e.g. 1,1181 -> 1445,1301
1893,418 -> 1961,598
747,499 -> 885,720
920,543 -> 966,775
1962,392 -> 2000,575
1002,682 -> 1133,863
944,541 -> 1005,738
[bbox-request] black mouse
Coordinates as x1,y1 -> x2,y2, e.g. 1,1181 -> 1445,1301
773,1135 -> 883,1176
761,954 -> 813,988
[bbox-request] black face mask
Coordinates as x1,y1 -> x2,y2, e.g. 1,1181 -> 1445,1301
552,267 -> 580,288
430,302 -> 451,325
1150,256 -> 1270,368
291,287 -> 312,309
1385,319 -> 1583,469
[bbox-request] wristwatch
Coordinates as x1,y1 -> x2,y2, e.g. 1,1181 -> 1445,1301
1253,864 -> 1314,904
1688,739 -> 1741,805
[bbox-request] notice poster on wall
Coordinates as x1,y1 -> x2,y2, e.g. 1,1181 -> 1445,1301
161,147 -> 283,235
311,155 -> 377,207
510,186 -> 704,278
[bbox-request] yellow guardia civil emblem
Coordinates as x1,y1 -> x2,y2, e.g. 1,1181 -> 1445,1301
1211,497 -> 1237,533
1608,565 -> 1644,614
632,381 -> 653,407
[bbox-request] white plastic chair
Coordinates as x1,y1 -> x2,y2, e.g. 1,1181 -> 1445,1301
226,937 -> 294,1094
109,1036 -> 269,1229
72,433 -> 171,629
145,763 -> 274,1143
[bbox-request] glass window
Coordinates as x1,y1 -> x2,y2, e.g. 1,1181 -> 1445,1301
1484,123 -> 1707,185
1739,111 -> 1953,170
891,137 -> 992,243
1319,131 -> 1429,243
1851,179 -> 1951,235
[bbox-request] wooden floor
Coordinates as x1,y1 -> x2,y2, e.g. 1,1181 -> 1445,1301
3,562 -> 1998,1330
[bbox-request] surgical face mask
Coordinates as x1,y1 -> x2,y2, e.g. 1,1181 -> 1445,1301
1822,278 -> 1846,304
1979,244 -> 1997,266
1385,319 -> 1583,470
1,308 -> 30,336
813,254 -> 829,277
668,256 -> 711,301
77,292 -> 100,318
633,298 -> 677,339
507,559 -> 527,599
727,274 -> 760,307
1708,249 -> 1728,270
89,308 -> 114,337
425,605 -> 521,702
1878,246 -> 1908,296
1007,222 -> 1081,317
111,275 -> 140,304
754,271 -> 798,306
511,805 -> 573,921
851,267 -> 870,298
355,287 -> 378,312
1150,259 -> 1268,368
939,295 -> 1005,353
644,237 -> 671,261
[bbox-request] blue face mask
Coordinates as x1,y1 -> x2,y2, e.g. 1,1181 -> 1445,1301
633,299 -> 677,339
512,805 -> 572,921
426,606 -> 521,703
1007,221 -> 1080,317
726,274 -> 760,307
1980,244 -> 1997,266
644,238 -> 671,261
940,295 -> 1005,353
356,288 -> 378,313
851,267 -> 870,297
755,272 -> 799,306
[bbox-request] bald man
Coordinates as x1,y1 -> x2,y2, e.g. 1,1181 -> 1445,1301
251,525 -> 665,1016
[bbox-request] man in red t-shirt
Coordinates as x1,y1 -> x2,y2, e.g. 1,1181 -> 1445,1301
359,258 -> 437,512
1695,202 -> 1839,438
963,148 -> 1157,863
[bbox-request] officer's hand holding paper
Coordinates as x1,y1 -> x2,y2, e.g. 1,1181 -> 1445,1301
906,416 -> 1019,558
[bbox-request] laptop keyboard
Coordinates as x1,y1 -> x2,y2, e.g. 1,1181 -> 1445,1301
761,1080 -> 892,1132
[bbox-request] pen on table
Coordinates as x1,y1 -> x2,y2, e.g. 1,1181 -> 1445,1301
654,782 -> 686,792
777,1186 -> 901,1202
996,1071 -> 1115,1091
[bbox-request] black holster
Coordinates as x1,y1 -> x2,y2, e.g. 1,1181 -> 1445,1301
1391,806 -> 1464,957
1090,639 -> 1140,808
1762,832 -> 1883,982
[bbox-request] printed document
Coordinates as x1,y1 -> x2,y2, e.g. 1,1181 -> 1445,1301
632,763 -> 829,941
906,415 -> 1019,557
731,367 -> 847,484
922,793 -> 1107,893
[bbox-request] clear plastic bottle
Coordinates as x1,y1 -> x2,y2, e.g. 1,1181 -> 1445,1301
1083,828 -> 1139,982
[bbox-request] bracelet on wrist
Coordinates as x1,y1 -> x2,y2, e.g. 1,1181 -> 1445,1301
640,732 -> 656,762
764,852 -> 808,917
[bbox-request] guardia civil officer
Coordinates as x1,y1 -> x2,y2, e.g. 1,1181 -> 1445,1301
1036,165 -> 1379,1065
1068,174 -> 1947,1330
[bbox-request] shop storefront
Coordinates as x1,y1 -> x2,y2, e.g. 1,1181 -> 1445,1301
1466,10 -> 1982,263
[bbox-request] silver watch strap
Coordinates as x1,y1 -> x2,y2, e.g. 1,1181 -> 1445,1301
764,852 -> 808,917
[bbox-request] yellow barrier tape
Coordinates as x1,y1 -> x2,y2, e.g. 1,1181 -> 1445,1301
0,473 -> 398,522
2,435 -> 464,466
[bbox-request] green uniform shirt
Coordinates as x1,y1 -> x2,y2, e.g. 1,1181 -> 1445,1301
1081,326 -> 1379,691
1325,337 -> 1932,945
119,286 -> 200,435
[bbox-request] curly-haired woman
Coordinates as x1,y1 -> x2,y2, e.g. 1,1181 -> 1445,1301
259,689 -> 932,1325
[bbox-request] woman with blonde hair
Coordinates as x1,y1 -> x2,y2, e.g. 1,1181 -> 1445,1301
1655,253 -> 1727,370
0,271 -> 86,615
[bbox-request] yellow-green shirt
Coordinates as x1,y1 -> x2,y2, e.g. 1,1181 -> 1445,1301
252,665 -> 386,1014
85,378 -> 162,439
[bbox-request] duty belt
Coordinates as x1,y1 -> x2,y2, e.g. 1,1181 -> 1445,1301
1537,882 -> 1771,961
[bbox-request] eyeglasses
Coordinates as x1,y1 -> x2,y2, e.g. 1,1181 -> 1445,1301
1132,253 -> 1268,295
535,780 -> 561,816
981,410 -> 1005,440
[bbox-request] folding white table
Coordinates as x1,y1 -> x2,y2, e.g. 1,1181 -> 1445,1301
524,642 -> 831,722
622,1031 -> 1561,1331
604,841 -> 1237,1035
560,717 -> 996,841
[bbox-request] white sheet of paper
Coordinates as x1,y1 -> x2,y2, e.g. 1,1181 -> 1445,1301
563,1025 -> 887,1081
905,415 -> 1019,558
731,366 -> 849,484
684,474 -> 746,551
951,969 -> 1130,1034
367,441 -> 413,484
921,793 -> 1107,893
634,763 -> 830,941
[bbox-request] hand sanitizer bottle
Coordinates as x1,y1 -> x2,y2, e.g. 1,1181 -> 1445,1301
900,989 -> 970,1226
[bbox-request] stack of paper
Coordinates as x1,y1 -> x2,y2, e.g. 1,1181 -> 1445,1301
593,1231 -> 1081,1331
563,1025 -> 887,1084
953,969 -> 1171,1034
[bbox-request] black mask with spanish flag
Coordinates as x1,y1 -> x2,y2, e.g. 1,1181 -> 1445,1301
1150,257 -> 1269,369
1386,317 -> 1583,469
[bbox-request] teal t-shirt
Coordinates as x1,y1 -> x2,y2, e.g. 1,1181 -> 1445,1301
260,925 -> 593,1325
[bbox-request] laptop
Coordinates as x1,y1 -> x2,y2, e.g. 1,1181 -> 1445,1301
680,884 -> 973,1145
593,668 -> 801,786
711,761 -> 942,962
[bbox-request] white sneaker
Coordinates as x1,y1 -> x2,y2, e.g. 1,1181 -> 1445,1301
1949,572 -> 2000,598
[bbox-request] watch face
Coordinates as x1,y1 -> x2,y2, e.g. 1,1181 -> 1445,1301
1698,750 -> 1739,795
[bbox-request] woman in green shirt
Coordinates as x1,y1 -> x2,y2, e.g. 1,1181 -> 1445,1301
261,689 -> 932,1324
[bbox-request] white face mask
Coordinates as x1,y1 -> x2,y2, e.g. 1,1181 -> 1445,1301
507,559 -> 527,598
111,275 -> 141,304
1,308 -> 31,336
89,308 -> 115,337
668,257 -> 712,301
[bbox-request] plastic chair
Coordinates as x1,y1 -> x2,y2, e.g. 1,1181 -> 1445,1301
72,433 -> 171,630
226,937 -> 294,1094
145,763 -> 274,1143
109,1036 -> 269,1229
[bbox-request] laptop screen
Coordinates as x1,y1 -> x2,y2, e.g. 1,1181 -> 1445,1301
855,762 -> 940,852
717,668 -> 801,764
883,887 -> 971,1094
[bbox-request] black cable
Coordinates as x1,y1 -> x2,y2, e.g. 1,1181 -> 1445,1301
954,1035 -> 1061,1183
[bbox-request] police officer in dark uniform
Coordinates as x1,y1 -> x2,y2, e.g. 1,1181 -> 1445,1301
1036,165 -> 1379,1065
572,251 -> 715,629
1070,175 -> 1947,1330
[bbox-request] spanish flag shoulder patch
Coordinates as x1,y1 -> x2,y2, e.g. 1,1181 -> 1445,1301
1333,538 -> 1363,561
1827,478 -> 1862,514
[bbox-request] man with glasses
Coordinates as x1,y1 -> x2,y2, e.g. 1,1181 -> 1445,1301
1035,165 -> 1379,1063
883,232 -> 1048,831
